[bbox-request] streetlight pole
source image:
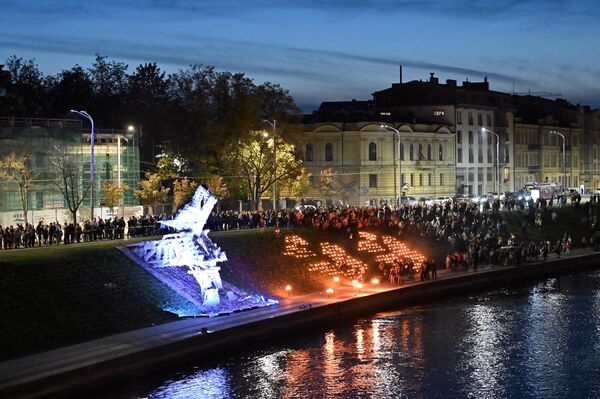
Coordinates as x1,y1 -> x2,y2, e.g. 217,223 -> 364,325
550,130 -> 566,195
380,125 -> 401,205
263,119 -> 277,210
482,128 -> 500,195
71,110 -> 95,221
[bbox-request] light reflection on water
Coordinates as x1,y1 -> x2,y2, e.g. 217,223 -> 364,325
119,270 -> 600,399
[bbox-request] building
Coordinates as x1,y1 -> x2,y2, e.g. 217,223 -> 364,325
0,117 -> 141,226
297,115 -> 455,206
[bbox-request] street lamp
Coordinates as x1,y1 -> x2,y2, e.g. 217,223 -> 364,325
481,127 -> 500,195
550,130 -> 567,194
380,124 -> 401,205
262,119 -> 277,210
70,110 -> 95,221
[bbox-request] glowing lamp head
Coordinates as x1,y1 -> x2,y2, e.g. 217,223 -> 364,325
127,125 -> 135,132
263,131 -> 270,138
285,284 -> 292,292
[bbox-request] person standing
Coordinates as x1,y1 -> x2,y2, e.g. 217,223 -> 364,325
430,258 -> 437,279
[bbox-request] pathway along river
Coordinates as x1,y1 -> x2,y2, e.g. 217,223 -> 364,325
98,269 -> 600,399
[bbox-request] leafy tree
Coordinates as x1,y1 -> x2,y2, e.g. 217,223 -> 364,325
316,168 -> 358,205
134,172 -> 170,215
4,56 -> 45,116
204,175 -> 228,200
101,181 -> 130,214
0,152 -> 36,225
172,177 -> 198,212
228,130 -> 305,209
88,54 -> 128,127
46,65 -> 93,116
285,168 -> 312,199
47,144 -> 89,224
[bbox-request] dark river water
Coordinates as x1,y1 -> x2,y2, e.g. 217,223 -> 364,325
104,269 -> 600,399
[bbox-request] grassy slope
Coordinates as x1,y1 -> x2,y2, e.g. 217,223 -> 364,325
0,206 -> 592,360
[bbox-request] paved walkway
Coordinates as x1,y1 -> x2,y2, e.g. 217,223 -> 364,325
0,249 -> 593,396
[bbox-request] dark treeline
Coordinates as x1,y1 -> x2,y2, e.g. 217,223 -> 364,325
0,55 -> 301,175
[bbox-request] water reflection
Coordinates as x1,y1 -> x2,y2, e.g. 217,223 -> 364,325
135,271 -> 600,399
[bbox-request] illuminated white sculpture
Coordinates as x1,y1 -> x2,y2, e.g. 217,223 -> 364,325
128,186 -> 272,313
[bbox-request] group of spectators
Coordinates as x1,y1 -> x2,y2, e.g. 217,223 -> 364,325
0,214 -> 167,250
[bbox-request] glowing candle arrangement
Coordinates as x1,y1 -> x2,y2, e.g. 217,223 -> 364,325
321,242 -> 367,277
308,261 -> 340,276
283,235 -> 317,258
357,231 -> 387,253
375,236 -> 426,265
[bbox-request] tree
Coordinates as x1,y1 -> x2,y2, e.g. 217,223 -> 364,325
134,172 -> 170,215
4,56 -> 45,116
0,152 -> 36,225
204,175 -> 228,200
101,181 -> 130,214
286,168 -> 312,199
47,144 -> 89,224
316,168 -> 358,205
172,178 -> 198,212
228,130 -> 305,209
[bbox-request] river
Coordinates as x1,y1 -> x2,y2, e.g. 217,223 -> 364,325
101,269 -> 600,399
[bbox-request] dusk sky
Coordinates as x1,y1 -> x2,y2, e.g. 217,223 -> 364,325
1,0 -> 599,111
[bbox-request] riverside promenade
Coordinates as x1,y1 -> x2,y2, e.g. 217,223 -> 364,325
2,249 -> 600,399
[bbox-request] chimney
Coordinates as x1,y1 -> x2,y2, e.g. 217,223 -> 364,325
399,65 -> 403,84
429,72 -> 438,84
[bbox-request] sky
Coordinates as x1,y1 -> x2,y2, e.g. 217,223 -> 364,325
1,0 -> 599,111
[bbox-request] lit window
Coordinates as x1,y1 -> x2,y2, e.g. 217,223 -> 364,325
433,110 -> 445,116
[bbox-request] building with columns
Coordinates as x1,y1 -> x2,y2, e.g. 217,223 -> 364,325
296,119 -> 455,206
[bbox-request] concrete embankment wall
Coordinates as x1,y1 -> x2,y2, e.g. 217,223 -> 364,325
6,253 -> 600,399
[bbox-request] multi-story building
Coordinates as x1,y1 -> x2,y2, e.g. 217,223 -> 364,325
512,97 -> 584,190
583,108 -> 600,191
297,120 -> 455,205
0,117 -> 141,226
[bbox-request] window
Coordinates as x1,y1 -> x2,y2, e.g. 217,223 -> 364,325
469,148 -> 474,163
439,144 -> 443,161
477,113 -> 483,126
309,175 -> 316,187
368,142 -> 377,161
410,173 -> 414,186
457,112 -> 462,124
478,148 -> 483,163
427,144 -> 432,160
36,192 -> 43,209
409,143 -> 414,161
457,130 -> 462,144
487,134 -> 492,145
487,114 -> 492,127
401,174 -> 405,186
428,173 -> 432,186
468,131 -> 473,144
433,110 -> 445,116
419,174 -> 423,186
478,131 -> 483,145
369,174 -> 378,188
399,143 -> 404,161
305,143 -> 314,162
325,143 -> 333,162
35,151 -> 44,167
457,148 -> 463,163
468,112 -> 474,125
487,167 -> 493,181
440,173 -> 444,185
487,148 -> 492,163
418,144 -> 424,160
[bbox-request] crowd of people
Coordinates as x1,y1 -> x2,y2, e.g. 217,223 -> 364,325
0,215 -> 167,249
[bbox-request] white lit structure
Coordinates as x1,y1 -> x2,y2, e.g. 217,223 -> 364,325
129,186 -> 275,313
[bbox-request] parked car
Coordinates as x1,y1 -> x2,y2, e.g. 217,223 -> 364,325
400,196 -> 418,206
419,197 -> 434,206
476,194 -> 495,204
434,196 -> 453,204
